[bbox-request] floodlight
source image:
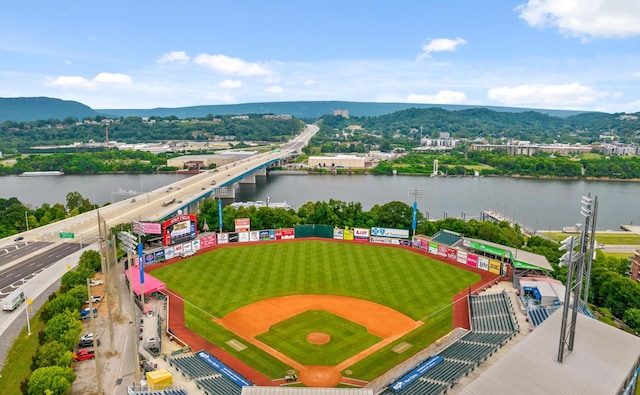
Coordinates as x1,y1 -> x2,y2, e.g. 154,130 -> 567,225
559,236 -> 575,251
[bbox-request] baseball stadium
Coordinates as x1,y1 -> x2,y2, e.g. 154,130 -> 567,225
127,223 -> 640,395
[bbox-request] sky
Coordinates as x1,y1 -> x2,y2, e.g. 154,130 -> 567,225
1,0 -> 639,113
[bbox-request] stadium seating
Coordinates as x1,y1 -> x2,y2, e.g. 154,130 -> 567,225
197,375 -> 243,395
430,231 -> 462,247
170,355 -> 219,379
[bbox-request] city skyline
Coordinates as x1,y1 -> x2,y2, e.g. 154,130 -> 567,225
1,0 -> 639,112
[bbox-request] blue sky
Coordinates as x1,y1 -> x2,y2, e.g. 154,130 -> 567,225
1,0 -> 639,112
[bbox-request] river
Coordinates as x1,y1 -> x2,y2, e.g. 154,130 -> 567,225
1,173 -> 639,231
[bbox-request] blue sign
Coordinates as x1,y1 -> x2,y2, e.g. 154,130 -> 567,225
197,351 -> 251,387
390,355 -> 443,392
137,243 -> 145,285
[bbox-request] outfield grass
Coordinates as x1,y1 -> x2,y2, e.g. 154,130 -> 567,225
153,241 -> 480,380
257,310 -> 381,366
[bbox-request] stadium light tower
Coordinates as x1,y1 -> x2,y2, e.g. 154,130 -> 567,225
408,188 -> 424,238
557,194 -> 598,363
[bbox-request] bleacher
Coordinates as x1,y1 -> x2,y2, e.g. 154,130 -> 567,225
197,374 -> 244,395
430,230 -> 462,247
381,291 -> 519,394
170,354 -> 219,380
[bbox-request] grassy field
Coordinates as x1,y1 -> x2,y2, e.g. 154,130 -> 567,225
540,231 -> 640,245
0,311 -> 45,394
153,240 -> 480,381
257,310 -> 381,365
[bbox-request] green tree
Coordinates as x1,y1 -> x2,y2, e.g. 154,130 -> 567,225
33,341 -> 74,368
624,308 -> 640,333
42,294 -> 82,322
27,366 -> 75,395
44,311 -> 83,350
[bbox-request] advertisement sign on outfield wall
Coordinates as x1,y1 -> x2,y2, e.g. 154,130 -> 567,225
469,241 -> 505,258
238,232 -> 250,243
371,227 -> 410,239
280,228 -> 295,239
162,214 -> 197,246
457,250 -> 468,264
370,237 -> 410,245
164,247 -> 174,260
447,247 -> 457,261
250,231 -> 260,242
343,229 -> 354,240
333,228 -> 344,240
200,235 -> 217,249
174,244 -> 183,255
428,242 -> 438,255
259,230 -> 274,241
154,250 -> 165,262
489,259 -> 502,274
217,233 -> 229,244
192,239 -> 200,251
467,253 -> 478,267
353,228 -> 369,241
478,256 -> 489,271
438,244 -> 448,257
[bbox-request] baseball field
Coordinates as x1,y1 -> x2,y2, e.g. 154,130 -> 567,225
152,240 -> 481,386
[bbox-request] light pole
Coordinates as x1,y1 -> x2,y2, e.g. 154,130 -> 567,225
25,211 -> 29,232
408,188 -> 424,238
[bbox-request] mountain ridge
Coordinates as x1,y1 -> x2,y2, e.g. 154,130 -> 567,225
0,97 -> 596,122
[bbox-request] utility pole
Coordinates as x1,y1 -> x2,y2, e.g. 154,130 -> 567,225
111,236 -> 123,317
87,278 -> 102,394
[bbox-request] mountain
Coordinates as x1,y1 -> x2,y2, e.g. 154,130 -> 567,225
0,97 -> 98,122
99,100 -> 589,119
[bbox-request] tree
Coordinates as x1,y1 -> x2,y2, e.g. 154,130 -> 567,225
33,341 -> 74,368
27,366 -> 75,395
624,308 -> 640,333
78,250 -> 102,273
44,311 -> 83,350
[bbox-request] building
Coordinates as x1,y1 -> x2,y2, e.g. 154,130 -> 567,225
630,250 -> 640,282
333,109 -> 349,118
308,154 -> 369,169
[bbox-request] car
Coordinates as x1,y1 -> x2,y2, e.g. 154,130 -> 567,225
14,236 -> 24,242
130,198 -> 136,203
81,333 -> 99,342
176,186 -> 181,190
84,295 -> 101,304
78,338 -> 100,348
210,180 -> 216,185
80,308 -> 97,320
177,200 -> 182,204
201,187 -> 206,190
74,349 -> 95,361
89,280 -> 104,287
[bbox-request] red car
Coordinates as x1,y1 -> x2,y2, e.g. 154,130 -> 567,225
74,350 -> 95,361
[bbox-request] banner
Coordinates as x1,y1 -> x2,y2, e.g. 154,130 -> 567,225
154,250 -> 165,262
192,239 -> 201,251
200,234 -> 217,249
164,247 -> 174,260
144,253 -> 155,265
428,241 -> 438,255
217,233 -> 229,244
259,230 -> 274,241
478,256 -> 489,271
249,231 -> 260,242
234,218 -> 250,232
469,240 -> 505,257
489,259 -> 502,274
280,228 -> 295,239
457,250 -> 468,264
467,253 -> 478,267
343,229 -> 354,240
133,221 -> 162,235
371,227 -> 410,239
182,243 -> 192,253
446,247 -> 457,261
333,228 -> 344,240
238,232 -> 250,242
197,351 -> 252,387
354,228 -> 369,241
390,356 -> 444,392
438,244 -> 448,257
228,232 -> 239,243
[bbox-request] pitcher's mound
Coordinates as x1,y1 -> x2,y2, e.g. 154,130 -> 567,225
307,332 -> 330,345
298,366 -> 342,387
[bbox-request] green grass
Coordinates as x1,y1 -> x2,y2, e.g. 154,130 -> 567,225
152,240 -> 480,380
540,231 -> 640,245
602,252 -> 635,259
0,311 -> 45,394
257,310 -> 381,365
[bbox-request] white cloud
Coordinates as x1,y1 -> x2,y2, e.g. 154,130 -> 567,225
46,72 -> 133,90
303,79 -> 315,86
218,79 -> 242,89
517,0 -> 640,40
418,37 -> 467,60
632,71 -> 640,79
156,51 -> 190,65
265,85 -> 283,93
47,76 -> 95,90
487,82 -> 608,108
194,54 -> 271,76
93,72 -> 132,85
406,91 -> 469,104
